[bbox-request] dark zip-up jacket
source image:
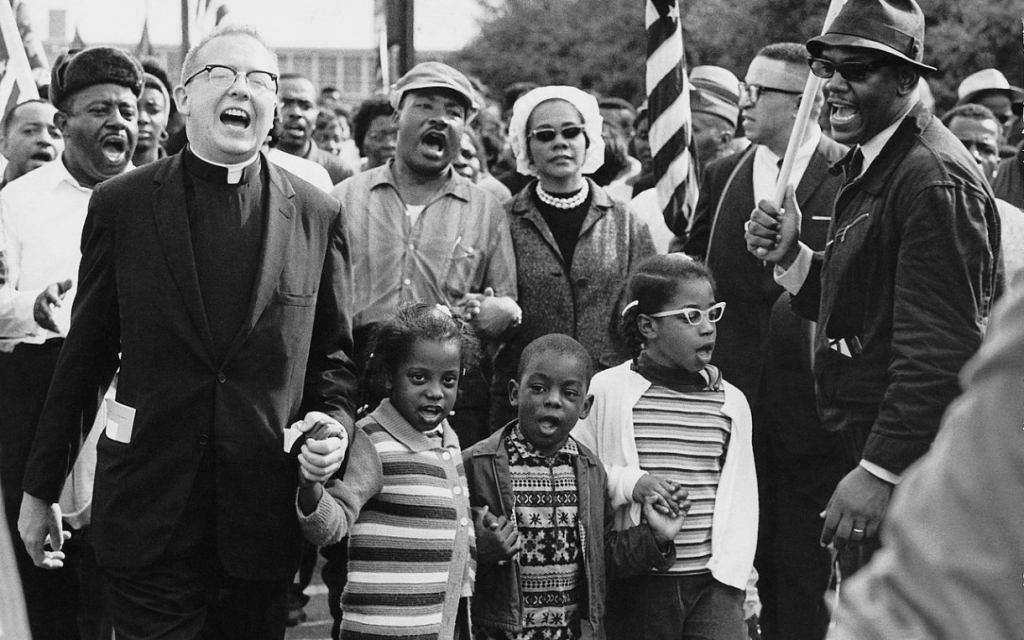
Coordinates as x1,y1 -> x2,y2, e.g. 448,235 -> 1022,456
792,102 -> 1000,474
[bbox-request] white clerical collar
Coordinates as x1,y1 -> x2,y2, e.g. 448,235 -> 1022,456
190,148 -> 260,184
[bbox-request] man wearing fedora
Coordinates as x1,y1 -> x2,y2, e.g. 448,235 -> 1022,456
745,0 -> 1000,569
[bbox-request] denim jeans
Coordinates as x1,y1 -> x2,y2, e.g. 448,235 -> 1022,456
605,572 -> 745,640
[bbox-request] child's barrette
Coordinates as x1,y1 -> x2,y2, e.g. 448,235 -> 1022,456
621,300 -> 639,317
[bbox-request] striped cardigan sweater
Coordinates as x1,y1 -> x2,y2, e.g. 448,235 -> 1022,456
298,399 -> 477,639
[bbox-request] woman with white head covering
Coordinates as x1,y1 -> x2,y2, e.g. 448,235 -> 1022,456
490,86 -> 656,430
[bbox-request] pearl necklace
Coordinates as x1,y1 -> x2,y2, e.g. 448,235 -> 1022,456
536,180 -> 589,209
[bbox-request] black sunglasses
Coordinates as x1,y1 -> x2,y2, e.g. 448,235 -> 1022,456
528,125 -> 585,143
808,57 -> 889,82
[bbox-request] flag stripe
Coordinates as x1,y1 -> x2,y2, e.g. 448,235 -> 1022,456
646,0 -> 699,240
648,72 -> 689,152
646,19 -> 677,56
651,123 -> 690,179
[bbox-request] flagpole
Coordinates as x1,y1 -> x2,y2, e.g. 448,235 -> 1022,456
181,0 -> 191,63
772,0 -> 847,206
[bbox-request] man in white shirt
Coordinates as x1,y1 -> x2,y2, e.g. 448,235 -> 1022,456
0,100 -> 64,190
0,46 -> 142,640
745,0 -> 999,571
683,42 -> 848,640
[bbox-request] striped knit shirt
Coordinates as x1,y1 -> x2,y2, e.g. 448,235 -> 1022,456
337,401 -> 476,640
632,382 -> 730,574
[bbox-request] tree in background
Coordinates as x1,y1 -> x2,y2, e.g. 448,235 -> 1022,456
454,0 -> 646,106
453,0 -> 1022,115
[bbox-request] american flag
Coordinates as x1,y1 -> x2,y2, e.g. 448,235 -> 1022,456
191,0 -> 231,40
0,0 -> 39,126
646,0 -> 700,241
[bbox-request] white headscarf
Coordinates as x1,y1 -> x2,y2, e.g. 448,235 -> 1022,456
508,86 -> 606,178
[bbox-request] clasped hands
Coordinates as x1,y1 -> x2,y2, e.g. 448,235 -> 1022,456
451,287 -> 521,340
295,411 -> 348,487
475,472 -> 694,566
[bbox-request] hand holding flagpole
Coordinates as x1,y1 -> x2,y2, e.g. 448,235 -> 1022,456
771,0 -> 848,207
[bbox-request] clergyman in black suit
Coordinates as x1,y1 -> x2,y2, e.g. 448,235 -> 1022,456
19,24 -> 358,640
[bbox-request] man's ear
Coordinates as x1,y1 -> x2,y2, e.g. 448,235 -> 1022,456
718,130 -> 735,146
173,85 -> 190,116
578,393 -> 594,420
637,313 -> 657,341
508,379 -> 520,407
895,66 -> 919,97
53,109 -> 69,135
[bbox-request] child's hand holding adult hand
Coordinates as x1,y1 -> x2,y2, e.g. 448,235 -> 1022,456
642,494 -> 690,544
473,506 -> 520,566
633,474 -> 686,516
296,411 -> 348,486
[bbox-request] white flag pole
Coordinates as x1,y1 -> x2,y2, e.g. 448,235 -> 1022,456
772,0 -> 847,206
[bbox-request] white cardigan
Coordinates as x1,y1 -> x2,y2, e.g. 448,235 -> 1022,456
572,360 -> 758,590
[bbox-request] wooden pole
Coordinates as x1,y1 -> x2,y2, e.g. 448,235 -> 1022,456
771,0 -> 847,206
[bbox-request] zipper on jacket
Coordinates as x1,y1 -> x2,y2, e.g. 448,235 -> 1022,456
826,211 -> 870,247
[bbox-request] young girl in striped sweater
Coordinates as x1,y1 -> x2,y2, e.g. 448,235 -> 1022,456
297,302 -> 479,639
573,254 -> 758,639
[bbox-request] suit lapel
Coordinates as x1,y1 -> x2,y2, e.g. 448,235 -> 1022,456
221,160 -> 295,365
795,150 -> 827,208
152,157 -> 217,363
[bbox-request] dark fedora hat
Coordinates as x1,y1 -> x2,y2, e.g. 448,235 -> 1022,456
807,0 -> 937,74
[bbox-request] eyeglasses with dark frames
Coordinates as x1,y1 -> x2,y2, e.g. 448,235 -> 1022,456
807,57 -> 890,82
528,125 -> 585,143
738,82 -> 802,105
183,64 -> 279,95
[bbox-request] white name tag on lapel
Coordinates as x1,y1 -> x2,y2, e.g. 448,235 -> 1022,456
105,398 -> 136,444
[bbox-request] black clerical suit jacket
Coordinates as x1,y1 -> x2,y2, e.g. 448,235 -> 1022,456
22,152 -> 358,580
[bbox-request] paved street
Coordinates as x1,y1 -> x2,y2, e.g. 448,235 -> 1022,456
285,555 -> 333,640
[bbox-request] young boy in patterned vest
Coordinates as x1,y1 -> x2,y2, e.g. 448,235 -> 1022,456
463,334 -> 688,640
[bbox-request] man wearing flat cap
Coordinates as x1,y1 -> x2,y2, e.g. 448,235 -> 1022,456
330,60 -> 518,441
0,44 -> 142,640
18,24 -> 358,639
746,0 -> 1000,569
324,61 -> 517,635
